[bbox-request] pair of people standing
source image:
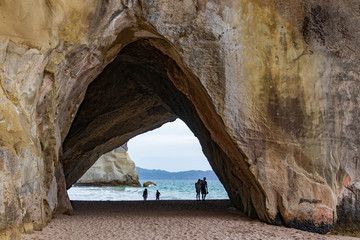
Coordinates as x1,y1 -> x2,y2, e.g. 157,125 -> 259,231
142,188 -> 161,201
195,177 -> 208,201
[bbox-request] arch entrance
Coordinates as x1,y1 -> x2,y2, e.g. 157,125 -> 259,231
61,38 -> 267,221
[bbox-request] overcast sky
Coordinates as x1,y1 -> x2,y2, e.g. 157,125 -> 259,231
127,119 -> 212,172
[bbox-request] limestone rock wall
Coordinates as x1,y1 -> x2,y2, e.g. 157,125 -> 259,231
77,145 -> 140,187
0,0 -> 359,238
137,0 -> 360,233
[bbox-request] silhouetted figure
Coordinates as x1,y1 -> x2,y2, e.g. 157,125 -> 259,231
195,179 -> 201,201
201,177 -> 208,201
143,188 -> 148,201
156,190 -> 160,200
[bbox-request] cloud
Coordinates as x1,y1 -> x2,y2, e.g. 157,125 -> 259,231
128,119 -> 211,172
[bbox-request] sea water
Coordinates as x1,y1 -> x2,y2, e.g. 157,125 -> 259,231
68,180 -> 229,201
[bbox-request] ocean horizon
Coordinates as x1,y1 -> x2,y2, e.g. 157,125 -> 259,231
68,179 -> 229,201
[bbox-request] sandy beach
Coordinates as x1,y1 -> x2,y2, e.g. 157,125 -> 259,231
21,200 -> 358,240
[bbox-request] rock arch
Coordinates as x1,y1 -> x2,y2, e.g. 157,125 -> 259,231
60,38 -> 268,221
0,0 -> 359,237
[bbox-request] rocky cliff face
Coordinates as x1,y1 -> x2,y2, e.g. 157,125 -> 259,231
77,145 -> 140,187
0,0 -> 359,238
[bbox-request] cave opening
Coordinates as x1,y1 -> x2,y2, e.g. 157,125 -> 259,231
67,118 -> 230,201
61,38 -> 267,220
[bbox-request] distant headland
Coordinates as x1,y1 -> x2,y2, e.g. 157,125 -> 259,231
136,167 -> 219,181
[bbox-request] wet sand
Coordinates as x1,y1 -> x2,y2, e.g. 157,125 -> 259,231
21,200 -> 358,240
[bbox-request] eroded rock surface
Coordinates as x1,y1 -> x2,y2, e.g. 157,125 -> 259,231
0,0 -> 359,238
77,145 -> 140,187
331,182 -> 360,236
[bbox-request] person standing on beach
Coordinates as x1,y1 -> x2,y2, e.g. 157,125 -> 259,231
143,188 -> 148,201
201,177 -> 208,201
156,190 -> 160,200
195,179 -> 201,201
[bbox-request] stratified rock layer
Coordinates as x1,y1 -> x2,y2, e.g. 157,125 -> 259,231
0,0 -> 359,238
77,145 -> 140,187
